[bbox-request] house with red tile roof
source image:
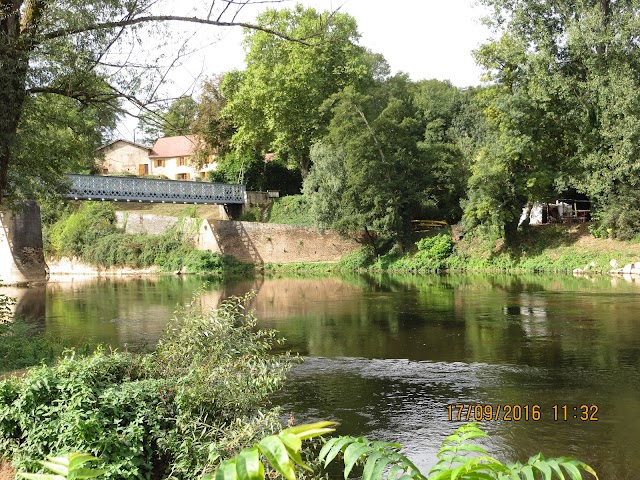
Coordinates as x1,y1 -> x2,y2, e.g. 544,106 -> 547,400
98,135 -> 217,180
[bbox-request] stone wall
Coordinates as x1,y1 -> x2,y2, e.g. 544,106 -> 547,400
0,202 -> 48,285
116,211 -> 201,235
115,212 -> 361,264
197,219 -> 360,264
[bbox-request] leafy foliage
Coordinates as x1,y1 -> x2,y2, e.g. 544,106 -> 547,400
45,202 -> 249,273
208,151 -> 302,195
0,294 -> 290,479
266,196 -> 314,227
215,422 -> 598,480
468,0 -> 640,239
17,453 -> 106,480
205,422 -> 336,480
0,319 -> 72,374
222,5 -> 374,174
320,435 -> 422,480
304,76 -> 471,251
138,96 -> 199,144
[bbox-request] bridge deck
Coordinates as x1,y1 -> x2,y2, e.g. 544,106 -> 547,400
65,174 -> 246,204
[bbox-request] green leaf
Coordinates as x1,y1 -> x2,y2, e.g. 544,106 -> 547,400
318,437 -> 340,462
16,475 -> 66,480
457,444 -> 488,455
521,465 -> 535,480
343,443 -> 373,479
258,435 -> 296,480
546,459 -> 566,480
562,462 -> 585,480
530,460 -> 551,480
215,460 -> 238,480
321,436 -> 354,467
387,464 -> 406,480
280,434 -> 311,471
67,453 -> 100,472
279,433 -> 302,453
236,448 -> 263,480
282,421 -> 337,437
71,468 -> 107,479
37,462 -> 68,476
361,451 -> 384,480
46,457 -> 70,468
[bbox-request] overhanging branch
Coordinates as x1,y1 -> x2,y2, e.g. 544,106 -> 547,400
43,15 -> 312,45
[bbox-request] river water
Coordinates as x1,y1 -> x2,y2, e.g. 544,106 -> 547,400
3,273 -> 639,478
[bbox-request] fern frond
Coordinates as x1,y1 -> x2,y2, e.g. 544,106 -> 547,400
319,435 -> 425,480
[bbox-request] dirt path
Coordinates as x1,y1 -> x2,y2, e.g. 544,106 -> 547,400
0,460 -> 15,480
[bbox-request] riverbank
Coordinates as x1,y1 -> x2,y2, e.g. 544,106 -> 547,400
263,224 -> 640,276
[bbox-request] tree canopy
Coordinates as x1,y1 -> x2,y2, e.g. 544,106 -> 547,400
467,0 -> 640,239
137,96 -> 199,144
221,5 -> 379,175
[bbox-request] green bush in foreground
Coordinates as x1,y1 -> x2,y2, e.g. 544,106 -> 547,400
0,294 -> 291,479
214,422 -> 598,480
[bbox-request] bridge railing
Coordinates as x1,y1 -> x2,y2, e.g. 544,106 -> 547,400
65,174 -> 246,204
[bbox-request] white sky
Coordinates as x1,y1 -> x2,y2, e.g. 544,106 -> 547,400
116,0 -> 492,141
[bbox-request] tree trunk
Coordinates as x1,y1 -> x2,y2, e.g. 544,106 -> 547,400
363,225 -> 379,257
1,2 -> 32,202
504,215 -> 520,245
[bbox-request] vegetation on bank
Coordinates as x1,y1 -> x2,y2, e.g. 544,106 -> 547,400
44,202 -> 250,274
262,225 -> 640,275
0,295 -> 290,479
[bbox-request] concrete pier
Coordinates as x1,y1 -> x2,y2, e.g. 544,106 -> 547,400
0,202 -> 48,285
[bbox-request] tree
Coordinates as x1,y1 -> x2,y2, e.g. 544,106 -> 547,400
305,77 -> 431,251
413,79 -> 476,222
190,74 -> 235,166
222,5 -> 377,175
470,0 -> 640,238
137,96 -> 198,144
0,0 -> 318,202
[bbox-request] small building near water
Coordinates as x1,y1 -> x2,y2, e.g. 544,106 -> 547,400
520,199 -> 591,225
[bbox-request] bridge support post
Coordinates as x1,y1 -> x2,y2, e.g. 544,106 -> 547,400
0,201 -> 48,285
224,204 -> 244,220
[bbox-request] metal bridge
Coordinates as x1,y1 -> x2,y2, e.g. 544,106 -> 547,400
65,174 -> 246,204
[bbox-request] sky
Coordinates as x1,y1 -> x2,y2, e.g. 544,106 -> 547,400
116,0 -> 493,141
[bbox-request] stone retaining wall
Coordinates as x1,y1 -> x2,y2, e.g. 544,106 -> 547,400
198,220 -> 360,264
0,202 -> 48,284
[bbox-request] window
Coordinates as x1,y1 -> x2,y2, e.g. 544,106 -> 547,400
155,159 -> 165,167
178,156 -> 189,166
176,173 -> 190,180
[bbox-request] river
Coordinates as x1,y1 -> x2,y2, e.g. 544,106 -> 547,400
3,273 -> 639,479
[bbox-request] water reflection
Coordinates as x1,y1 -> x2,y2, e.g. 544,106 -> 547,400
2,272 -> 640,478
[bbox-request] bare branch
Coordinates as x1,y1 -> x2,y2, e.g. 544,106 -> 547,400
43,15 -> 312,45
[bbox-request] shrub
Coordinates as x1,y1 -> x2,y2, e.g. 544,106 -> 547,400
266,196 -> 314,226
338,246 -> 375,270
0,294 -> 291,479
48,203 -> 116,257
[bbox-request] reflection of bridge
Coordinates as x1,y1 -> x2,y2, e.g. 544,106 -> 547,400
65,174 -> 246,205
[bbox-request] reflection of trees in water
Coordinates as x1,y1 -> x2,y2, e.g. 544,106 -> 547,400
2,286 -> 46,321
43,276 -> 225,348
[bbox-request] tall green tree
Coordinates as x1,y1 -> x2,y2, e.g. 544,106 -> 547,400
470,0 -> 640,238
305,77 -> 432,251
138,96 -> 198,144
0,0 -> 318,202
222,5 -> 377,175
